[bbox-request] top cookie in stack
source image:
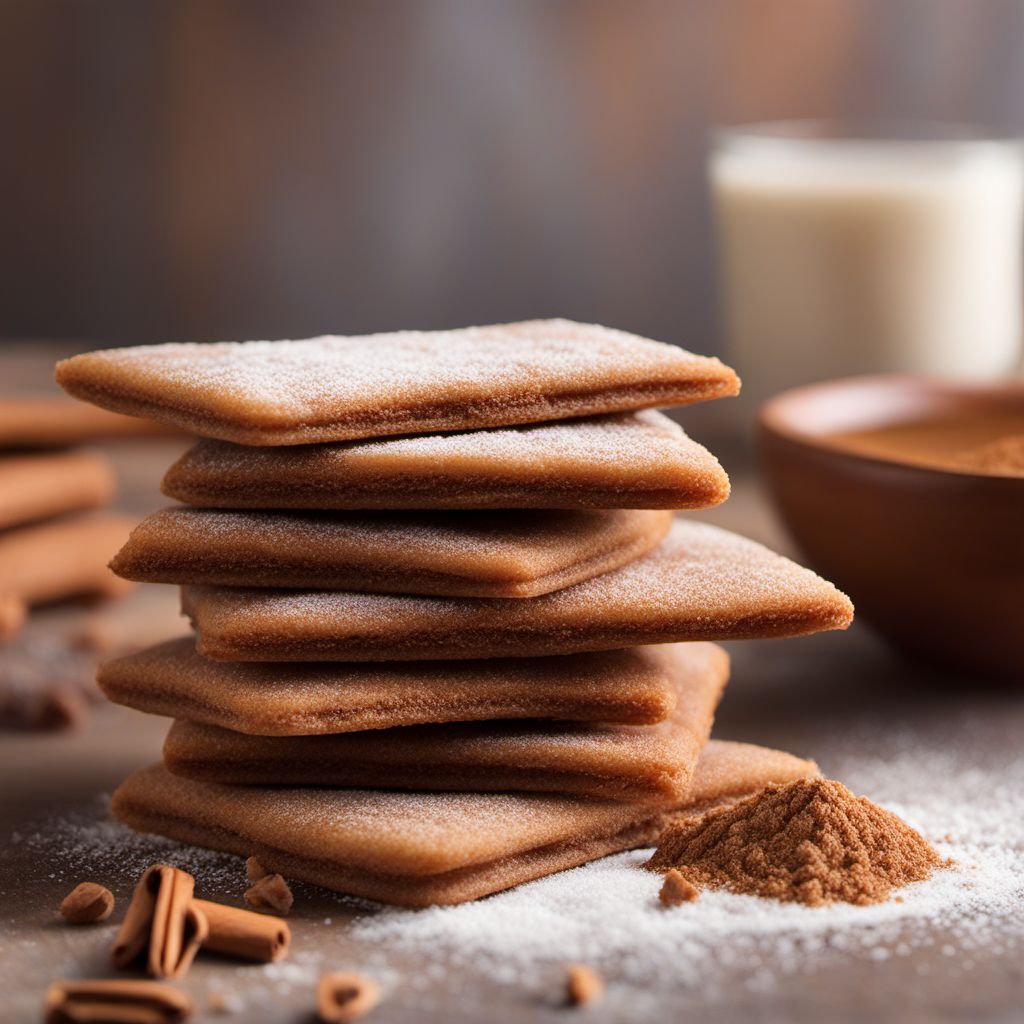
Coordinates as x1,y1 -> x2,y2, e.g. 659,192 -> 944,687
58,319 -> 852,907
56,319 -> 740,445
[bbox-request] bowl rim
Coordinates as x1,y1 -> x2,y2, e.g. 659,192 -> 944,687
759,374 -> 1024,483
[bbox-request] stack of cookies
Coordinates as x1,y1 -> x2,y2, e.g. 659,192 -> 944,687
0,401 -> 139,727
57,320 -> 852,907
0,421 -> 135,643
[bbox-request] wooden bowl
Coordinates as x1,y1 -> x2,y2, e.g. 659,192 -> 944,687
760,375 -> 1024,679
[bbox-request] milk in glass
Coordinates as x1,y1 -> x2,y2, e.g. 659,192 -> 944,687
711,125 -> 1024,408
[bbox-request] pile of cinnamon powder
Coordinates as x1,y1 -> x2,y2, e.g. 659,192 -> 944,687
648,778 -> 943,906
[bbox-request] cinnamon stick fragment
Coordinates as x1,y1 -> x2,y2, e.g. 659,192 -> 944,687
111,864 -> 208,979
316,972 -> 381,1023
245,855 -> 268,883
244,872 -> 293,915
44,979 -> 192,1024
194,899 -> 291,963
565,964 -> 603,1007
59,881 -> 115,924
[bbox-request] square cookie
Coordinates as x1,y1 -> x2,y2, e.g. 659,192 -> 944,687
0,515 -> 135,639
161,412 -> 729,511
110,507 -> 672,598
0,451 -> 114,532
180,520 -> 854,661
111,741 -> 818,907
0,397 -> 172,449
98,639 -> 696,732
56,320 -> 739,445
160,642 -> 728,802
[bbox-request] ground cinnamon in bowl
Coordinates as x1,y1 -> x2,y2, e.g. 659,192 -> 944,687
951,434 -> 1024,475
648,778 -> 944,906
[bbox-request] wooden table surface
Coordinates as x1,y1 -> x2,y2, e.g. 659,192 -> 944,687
1,343 -> 1022,1023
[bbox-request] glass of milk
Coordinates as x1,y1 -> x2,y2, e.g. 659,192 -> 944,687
710,121 -> 1024,410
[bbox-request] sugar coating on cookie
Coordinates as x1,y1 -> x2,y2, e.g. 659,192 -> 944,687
180,520 -> 854,662
56,320 -> 740,445
161,411 -> 730,511
98,638 -> 692,733
110,507 -> 673,598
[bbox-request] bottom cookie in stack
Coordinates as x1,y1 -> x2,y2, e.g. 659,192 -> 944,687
113,740 -> 818,907
103,638 -> 815,906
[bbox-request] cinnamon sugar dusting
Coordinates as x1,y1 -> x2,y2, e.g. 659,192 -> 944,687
648,778 -> 944,906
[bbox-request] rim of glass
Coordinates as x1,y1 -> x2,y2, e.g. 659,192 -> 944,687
714,119 -> 1024,152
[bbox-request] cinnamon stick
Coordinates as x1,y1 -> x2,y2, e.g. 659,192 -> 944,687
193,899 -> 291,963
111,864 -> 208,979
45,979 -> 192,1024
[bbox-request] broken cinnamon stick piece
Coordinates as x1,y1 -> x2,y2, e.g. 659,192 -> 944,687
193,899 -> 291,963
59,881 -> 115,924
244,872 -> 293,915
316,973 -> 381,1023
111,864 -> 208,979
245,855 -> 268,883
44,979 -> 192,1024
565,964 -> 603,1007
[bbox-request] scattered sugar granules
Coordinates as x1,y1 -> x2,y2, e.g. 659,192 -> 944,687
348,711 -> 1024,1000
11,704 -> 1024,1015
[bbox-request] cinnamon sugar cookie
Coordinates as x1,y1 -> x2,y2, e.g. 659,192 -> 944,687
181,521 -> 853,662
0,397 -> 172,449
111,741 -> 818,907
98,638 -> 691,732
161,643 -> 728,802
0,451 -> 115,531
161,412 -> 729,511
0,516 -> 134,629
56,320 -> 740,445
110,507 -> 672,598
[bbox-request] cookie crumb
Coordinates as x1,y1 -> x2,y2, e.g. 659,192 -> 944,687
245,873 -> 293,915
565,963 -> 603,1007
59,881 -> 114,924
316,972 -> 380,1023
658,868 -> 699,906
207,990 -> 242,1014
245,855 -> 268,883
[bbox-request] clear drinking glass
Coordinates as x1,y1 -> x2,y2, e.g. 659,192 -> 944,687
710,120 -> 1024,411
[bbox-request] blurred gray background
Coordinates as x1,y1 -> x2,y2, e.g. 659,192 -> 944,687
2,0 -> 1023,351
